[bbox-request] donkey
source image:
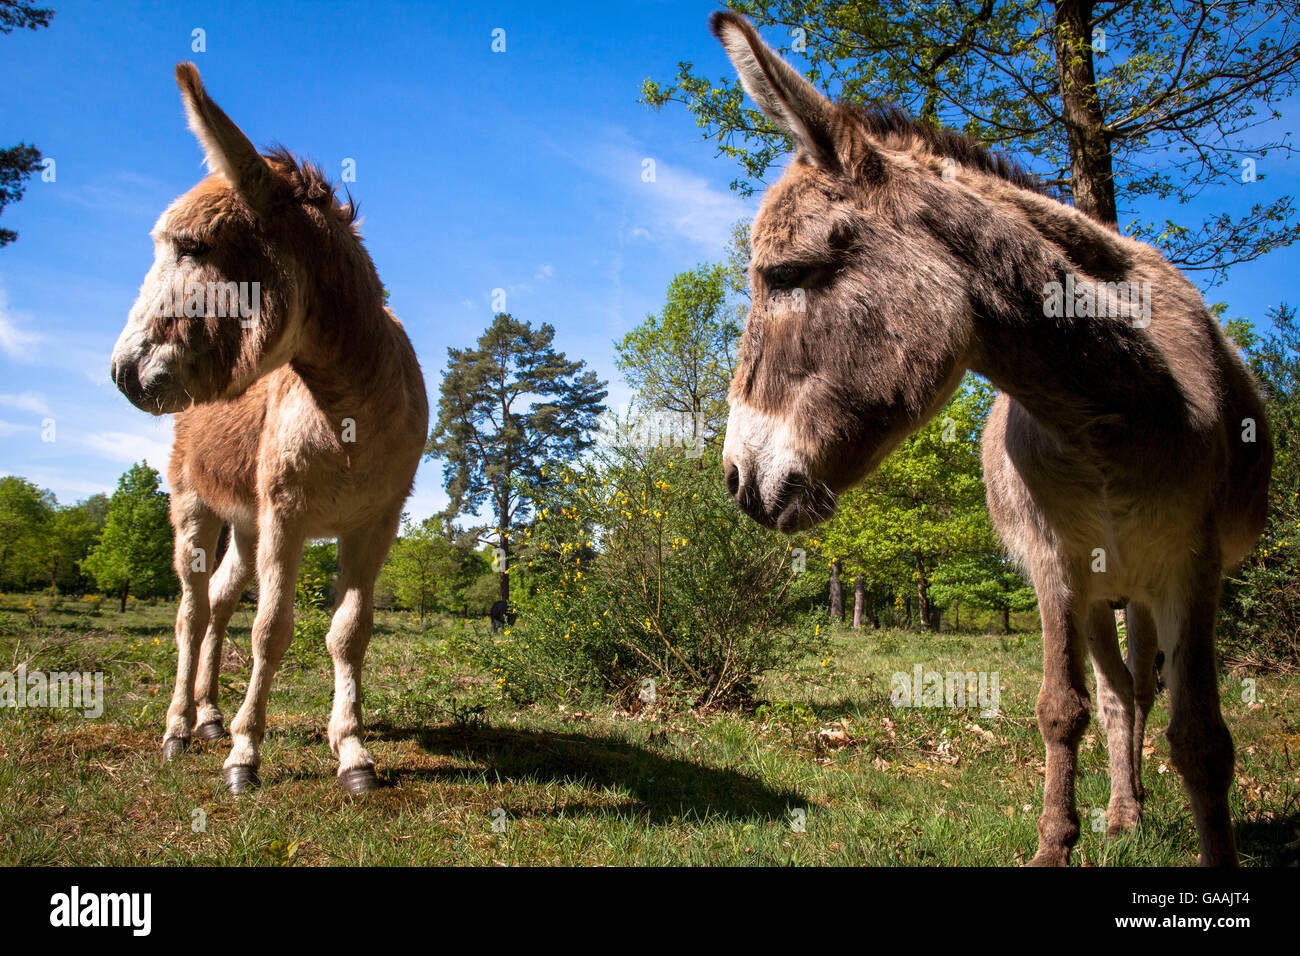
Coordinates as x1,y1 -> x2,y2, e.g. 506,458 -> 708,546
710,13 -> 1272,865
110,64 -> 428,794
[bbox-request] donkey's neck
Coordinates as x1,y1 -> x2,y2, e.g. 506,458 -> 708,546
940,189 -> 1207,447
287,239 -> 403,410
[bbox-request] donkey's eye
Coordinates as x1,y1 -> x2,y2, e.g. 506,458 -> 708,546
175,240 -> 211,259
766,264 -> 808,290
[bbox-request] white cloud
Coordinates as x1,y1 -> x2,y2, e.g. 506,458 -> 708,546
582,143 -> 754,251
0,285 -> 44,360
0,419 -> 35,437
79,427 -> 174,469
0,470 -> 114,502
0,391 -> 51,416
638,162 -> 752,249
534,264 -> 555,280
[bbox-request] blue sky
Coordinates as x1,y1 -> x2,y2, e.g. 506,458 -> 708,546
1,0 -> 1295,523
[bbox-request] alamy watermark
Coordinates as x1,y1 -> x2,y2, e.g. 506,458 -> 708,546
1042,273 -> 1151,328
596,407 -> 707,458
160,280 -> 261,328
49,886 -> 150,936
1,666 -> 104,718
891,664 -> 1000,717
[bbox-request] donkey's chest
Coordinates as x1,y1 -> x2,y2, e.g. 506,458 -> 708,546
178,373 -> 412,533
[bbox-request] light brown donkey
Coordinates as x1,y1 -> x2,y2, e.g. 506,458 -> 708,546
110,64 -> 428,794
710,13 -> 1272,865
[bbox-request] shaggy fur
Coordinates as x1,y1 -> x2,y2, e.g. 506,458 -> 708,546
711,12 -> 1272,866
110,63 -> 428,791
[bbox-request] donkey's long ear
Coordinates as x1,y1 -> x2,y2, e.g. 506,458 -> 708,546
710,12 -> 840,171
175,62 -> 282,216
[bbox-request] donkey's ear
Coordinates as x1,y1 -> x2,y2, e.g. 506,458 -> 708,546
175,62 -> 282,216
710,12 -> 840,171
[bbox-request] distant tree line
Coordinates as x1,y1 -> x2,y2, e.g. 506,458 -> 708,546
0,461 -> 175,610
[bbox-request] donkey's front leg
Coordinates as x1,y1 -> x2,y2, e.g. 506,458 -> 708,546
1030,591 -> 1091,866
193,525 -> 256,742
1086,602 -> 1140,836
162,494 -> 221,760
222,511 -> 303,793
326,516 -> 401,794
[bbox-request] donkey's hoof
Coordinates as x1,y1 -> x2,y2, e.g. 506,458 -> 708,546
161,737 -> 189,761
1106,802 -> 1141,838
338,766 -> 380,795
195,720 -> 228,742
222,765 -> 260,794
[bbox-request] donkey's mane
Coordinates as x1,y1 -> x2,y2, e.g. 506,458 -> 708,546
263,145 -> 360,227
847,102 -> 1048,197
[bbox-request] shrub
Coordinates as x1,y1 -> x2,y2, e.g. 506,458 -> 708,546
1219,305 -> 1300,667
479,446 -> 825,709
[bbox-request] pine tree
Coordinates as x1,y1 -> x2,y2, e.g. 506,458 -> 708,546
427,313 -> 606,603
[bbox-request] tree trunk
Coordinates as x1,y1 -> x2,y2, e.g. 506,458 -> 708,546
954,599 -> 960,630
498,530 -> 510,604
915,554 -> 937,632
1002,604 -> 1011,634
852,576 -> 864,629
119,581 -> 128,613
1053,0 -> 1117,226
829,559 -> 844,622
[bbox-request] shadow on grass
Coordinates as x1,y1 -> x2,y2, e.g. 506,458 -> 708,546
375,722 -> 809,825
1237,810 -> 1300,866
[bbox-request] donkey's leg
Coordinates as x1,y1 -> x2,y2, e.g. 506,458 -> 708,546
1125,602 -> 1159,804
1156,563 -> 1237,866
1030,589 -> 1091,867
222,511 -> 303,793
1086,602 -> 1140,836
194,524 -> 256,741
326,514 -> 401,795
162,493 -> 222,759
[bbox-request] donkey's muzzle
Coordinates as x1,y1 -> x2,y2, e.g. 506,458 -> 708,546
111,356 -> 148,408
725,458 -> 834,533
111,351 -> 190,415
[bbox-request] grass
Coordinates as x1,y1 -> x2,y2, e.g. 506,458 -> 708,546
1,592 -> 1297,866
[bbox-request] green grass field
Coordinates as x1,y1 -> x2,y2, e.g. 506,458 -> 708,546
1,592 -> 1296,866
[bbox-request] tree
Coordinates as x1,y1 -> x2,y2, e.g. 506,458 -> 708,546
82,462 -> 175,610
0,2 -> 54,248
77,492 -> 109,528
828,557 -> 844,622
383,520 -> 455,622
0,476 -> 54,589
929,544 -> 1038,632
643,0 -> 1300,282
1219,303 -> 1300,663
614,263 -> 740,445
427,314 -> 607,604
46,506 -> 100,593
297,540 -> 338,609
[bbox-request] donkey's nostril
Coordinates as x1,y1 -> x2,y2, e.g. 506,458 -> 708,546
112,359 -> 144,403
725,461 -> 741,497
